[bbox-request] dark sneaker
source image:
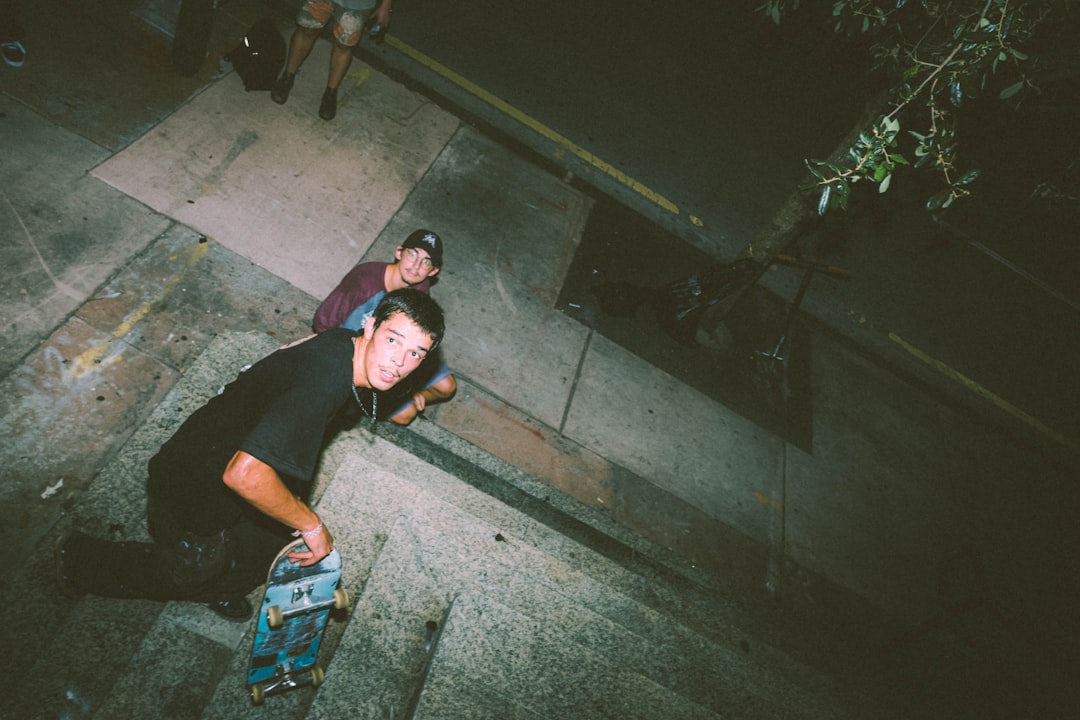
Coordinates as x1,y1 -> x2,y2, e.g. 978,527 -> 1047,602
208,597 -> 253,622
1,41 -> 25,68
319,87 -> 338,121
270,73 -> 294,104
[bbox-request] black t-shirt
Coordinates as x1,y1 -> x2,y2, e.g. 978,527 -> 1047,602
148,329 -> 357,534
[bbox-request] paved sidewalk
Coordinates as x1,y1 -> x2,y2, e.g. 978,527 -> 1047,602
2,2 -> 1077,717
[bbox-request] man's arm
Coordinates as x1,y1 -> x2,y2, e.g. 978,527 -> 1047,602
389,374 -> 457,425
370,0 -> 394,29
222,451 -> 334,565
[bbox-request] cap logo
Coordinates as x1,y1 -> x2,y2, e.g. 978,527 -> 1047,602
420,233 -> 437,248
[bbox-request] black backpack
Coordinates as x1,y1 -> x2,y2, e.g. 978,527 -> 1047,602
226,18 -> 286,91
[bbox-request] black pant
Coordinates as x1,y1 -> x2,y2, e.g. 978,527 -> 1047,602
65,493 -> 289,602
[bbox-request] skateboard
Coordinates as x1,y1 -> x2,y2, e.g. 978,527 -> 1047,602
172,0 -> 223,77
246,539 -> 350,705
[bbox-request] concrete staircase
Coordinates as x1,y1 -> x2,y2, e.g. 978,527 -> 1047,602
4,332 -> 862,720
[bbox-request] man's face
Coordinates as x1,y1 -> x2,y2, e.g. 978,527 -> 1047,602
396,246 -> 440,286
361,311 -> 434,391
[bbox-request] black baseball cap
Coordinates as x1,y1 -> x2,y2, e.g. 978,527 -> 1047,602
402,229 -> 443,267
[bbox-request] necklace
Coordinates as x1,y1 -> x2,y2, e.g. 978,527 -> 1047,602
350,335 -> 378,424
351,383 -> 377,424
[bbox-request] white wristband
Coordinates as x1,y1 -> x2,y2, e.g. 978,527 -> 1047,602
298,522 -> 324,539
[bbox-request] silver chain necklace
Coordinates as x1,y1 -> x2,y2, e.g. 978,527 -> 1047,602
351,383 -> 377,424
350,336 -> 377,424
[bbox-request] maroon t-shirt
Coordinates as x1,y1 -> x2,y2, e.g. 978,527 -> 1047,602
312,262 -> 433,333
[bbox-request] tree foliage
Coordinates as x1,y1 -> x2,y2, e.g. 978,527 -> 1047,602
757,0 -> 1076,214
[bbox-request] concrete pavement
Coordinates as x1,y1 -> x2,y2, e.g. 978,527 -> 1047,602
2,1 -> 1077,717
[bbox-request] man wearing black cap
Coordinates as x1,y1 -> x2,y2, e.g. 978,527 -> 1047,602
313,229 -> 456,425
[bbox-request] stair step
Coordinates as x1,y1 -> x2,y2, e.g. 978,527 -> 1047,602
303,448 -> 850,719
94,603 -> 241,719
411,590 -> 719,720
8,595 -> 162,719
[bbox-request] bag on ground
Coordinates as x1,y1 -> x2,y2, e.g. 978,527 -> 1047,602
226,18 -> 285,91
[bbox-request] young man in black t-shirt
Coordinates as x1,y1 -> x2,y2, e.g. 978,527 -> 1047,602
56,289 -> 444,621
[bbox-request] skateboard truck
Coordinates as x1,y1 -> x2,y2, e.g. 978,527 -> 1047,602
265,584 -> 350,629
251,665 -> 326,705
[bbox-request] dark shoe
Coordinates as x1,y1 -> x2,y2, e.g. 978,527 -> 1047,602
319,87 -> 338,121
208,596 -> 253,622
1,41 -> 25,68
270,72 -> 294,104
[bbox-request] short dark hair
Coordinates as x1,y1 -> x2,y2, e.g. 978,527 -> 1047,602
372,288 -> 445,350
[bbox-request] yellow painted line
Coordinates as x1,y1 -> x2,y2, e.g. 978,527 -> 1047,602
889,333 -> 1077,453
70,241 -> 209,378
384,35 -> 682,217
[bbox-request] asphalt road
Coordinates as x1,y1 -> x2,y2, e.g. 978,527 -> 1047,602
371,0 -> 1080,453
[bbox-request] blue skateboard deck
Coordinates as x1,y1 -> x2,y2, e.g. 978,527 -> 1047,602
247,539 -> 348,705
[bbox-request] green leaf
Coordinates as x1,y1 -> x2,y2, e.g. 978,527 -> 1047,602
999,80 -> 1024,99
818,185 -> 832,215
879,173 -> 892,193
892,154 -> 910,165
950,80 -> 963,107
926,189 -> 951,211
956,169 -> 980,185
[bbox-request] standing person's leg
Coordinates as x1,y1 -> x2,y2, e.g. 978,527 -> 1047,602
326,40 -> 354,91
272,0 -> 333,105
317,8 -> 366,120
284,25 -> 322,77
318,41 -> 353,120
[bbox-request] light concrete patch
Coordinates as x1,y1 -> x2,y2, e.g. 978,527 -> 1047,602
563,333 -> 779,541
91,44 -> 460,298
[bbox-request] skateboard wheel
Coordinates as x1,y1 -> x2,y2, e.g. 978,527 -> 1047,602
311,665 -> 326,688
267,605 -> 284,629
251,684 -> 265,705
333,588 -> 350,610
